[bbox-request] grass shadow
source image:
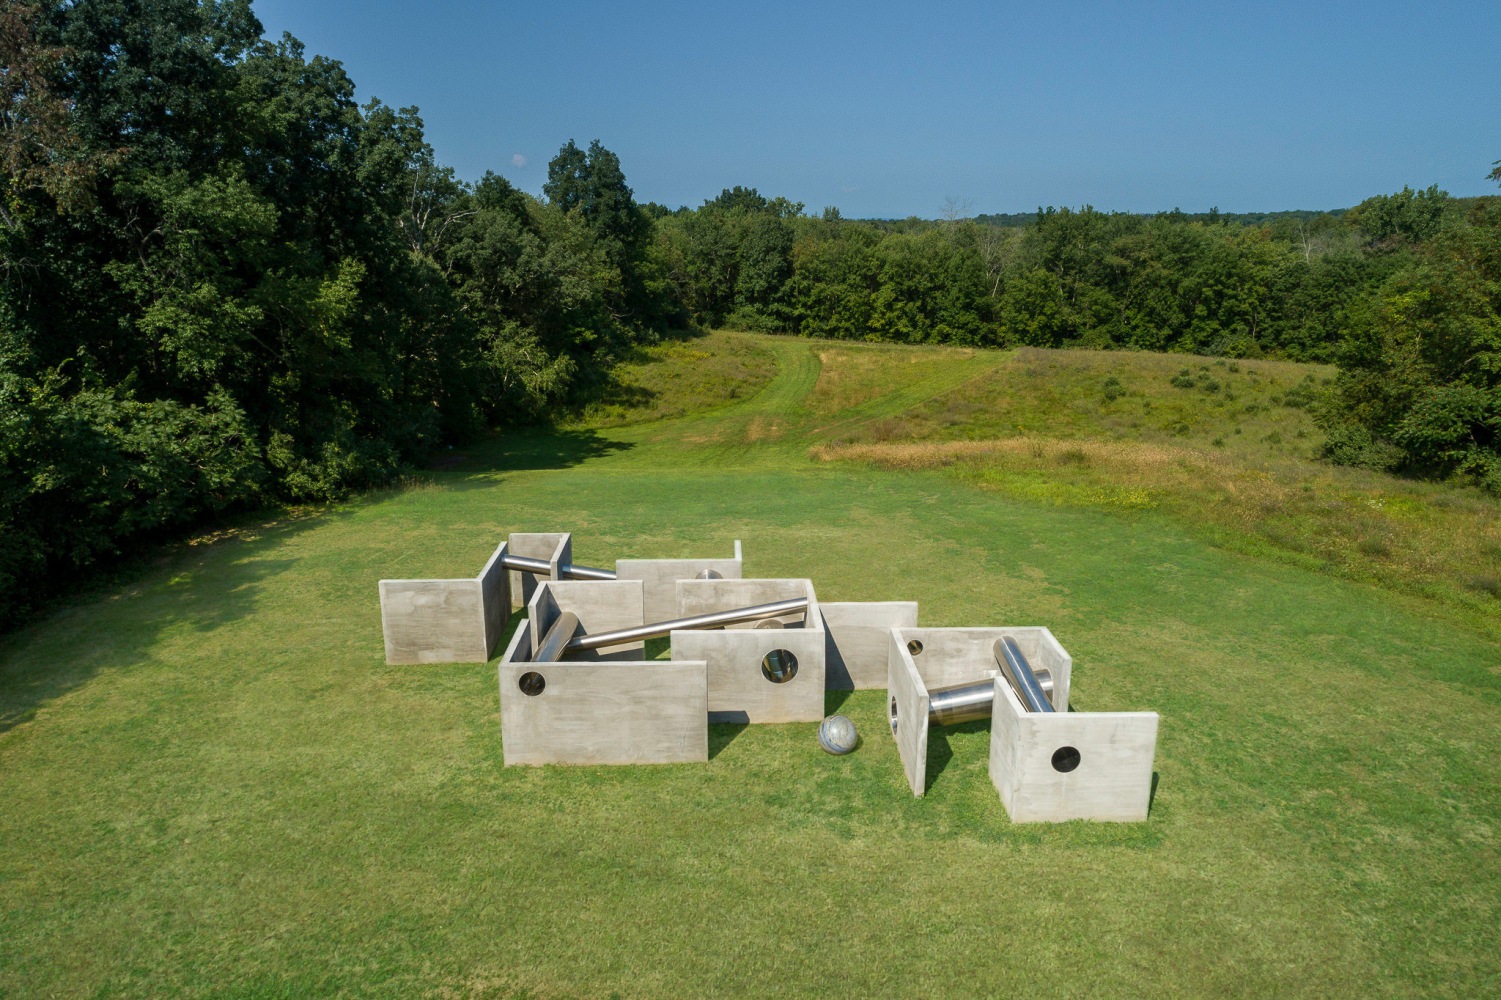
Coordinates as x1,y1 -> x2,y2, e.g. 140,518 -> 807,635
924,718 -> 990,792
824,689 -> 853,713
0,510 -> 342,736
1148,771 -> 1161,814
439,427 -> 635,481
708,723 -> 747,759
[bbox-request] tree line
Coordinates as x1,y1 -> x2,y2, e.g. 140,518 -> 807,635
654,184 -> 1499,493
1,0 -> 1496,628
0,0 -> 682,626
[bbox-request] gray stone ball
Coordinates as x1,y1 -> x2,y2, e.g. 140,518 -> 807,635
818,714 -> 858,755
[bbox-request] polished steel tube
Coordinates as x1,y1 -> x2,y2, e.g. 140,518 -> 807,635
565,597 -> 810,652
926,670 -> 1054,726
928,680 -> 995,727
501,553 -> 617,581
995,636 -> 1055,713
534,611 -> 580,662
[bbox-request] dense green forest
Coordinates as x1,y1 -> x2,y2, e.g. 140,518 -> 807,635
2,0 -> 1498,628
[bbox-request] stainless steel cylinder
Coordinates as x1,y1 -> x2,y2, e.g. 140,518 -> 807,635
926,671 -> 1054,726
501,553 -> 617,581
995,636 -> 1055,713
534,611 -> 580,662
927,680 -> 995,726
565,597 -> 810,652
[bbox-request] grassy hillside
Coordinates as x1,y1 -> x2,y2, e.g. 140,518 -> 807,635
1,332 -> 1497,997
814,345 -> 1501,622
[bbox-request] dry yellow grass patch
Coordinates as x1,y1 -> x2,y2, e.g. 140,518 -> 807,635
812,436 -> 1243,505
743,415 -> 785,442
816,436 -> 1222,476
814,436 -> 1501,618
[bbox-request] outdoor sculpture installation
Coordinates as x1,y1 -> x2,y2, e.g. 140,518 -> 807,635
379,530 -> 1160,823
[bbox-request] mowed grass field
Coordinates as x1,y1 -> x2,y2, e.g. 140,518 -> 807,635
1,331 -> 1498,997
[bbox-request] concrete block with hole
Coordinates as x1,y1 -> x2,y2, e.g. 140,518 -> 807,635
989,679 -> 1158,822
378,542 -> 511,664
821,600 -> 919,689
527,579 -> 647,662
670,578 -> 825,724
886,626 -> 1155,821
887,627 -> 1075,790
614,540 -> 744,624
498,621 -> 708,766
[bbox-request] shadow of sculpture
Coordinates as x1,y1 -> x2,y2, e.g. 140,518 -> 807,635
924,717 -> 991,793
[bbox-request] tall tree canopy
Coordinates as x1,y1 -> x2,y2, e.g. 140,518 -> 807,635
0,2 -> 667,627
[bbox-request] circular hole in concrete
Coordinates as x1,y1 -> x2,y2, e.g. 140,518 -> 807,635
907,639 -> 924,656
518,671 -> 546,697
761,649 -> 798,684
1051,746 -> 1081,772
695,569 -> 723,580
889,697 -> 899,734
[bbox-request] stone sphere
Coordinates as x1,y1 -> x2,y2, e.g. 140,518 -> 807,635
818,714 -> 858,755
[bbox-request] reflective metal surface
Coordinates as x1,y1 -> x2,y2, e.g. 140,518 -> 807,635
533,611 -> 580,663
927,680 -> 995,727
500,553 -> 617,581
995,636 -> 1055,713
760,648 -> 798,683
565,597 -> 810,652
818,715 -> 858,754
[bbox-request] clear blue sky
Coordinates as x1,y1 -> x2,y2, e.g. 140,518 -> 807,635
252,0 -> 1498,218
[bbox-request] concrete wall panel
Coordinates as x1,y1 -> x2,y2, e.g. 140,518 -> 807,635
886,629 -> 931,797
615,551 -> 743,624
546,535 -> 572,589
476,542 -> 511,658
670,579 -> 825,723
379,578 -> 487,664
989,681 -> 1158,822
499,627 -> 708,766
527,580 -> 646,662
507,532 -> 570,609
822,601 -> 919,689
674,578 -> 819,627
672,628 -> 826,723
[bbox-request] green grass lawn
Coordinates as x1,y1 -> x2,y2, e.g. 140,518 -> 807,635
2,333 -> 1498,997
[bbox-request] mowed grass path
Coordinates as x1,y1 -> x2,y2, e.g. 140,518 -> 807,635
1,334 -> 1498,997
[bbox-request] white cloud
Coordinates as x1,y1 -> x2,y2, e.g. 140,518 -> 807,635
512,153 -> 527,168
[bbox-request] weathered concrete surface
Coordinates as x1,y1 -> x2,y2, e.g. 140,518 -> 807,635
615,544 -> 743,624
379,578 -> 489,664
671,579 -> 825,723
821,601 -> 919,690
989,680 -> 1158,822
886,630 -> 932,797
477,542 -> 512,658
672,627 -> 826,723
507,532 -> 571,609
498,626 -> 708,765
527,580 -> 646,662
378,541 -> 513,665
